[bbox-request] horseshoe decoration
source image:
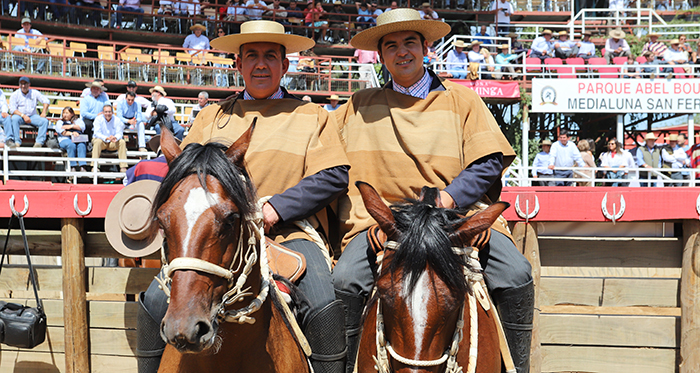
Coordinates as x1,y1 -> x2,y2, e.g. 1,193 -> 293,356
601,192 -> 625,223
74,193 -> 92,216
514,194 -> 539,222
9,195 -> 29,217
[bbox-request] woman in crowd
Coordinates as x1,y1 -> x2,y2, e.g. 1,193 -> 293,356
600,137 -> 635,186
56,106 -> 88,172
575,139 -> 596,186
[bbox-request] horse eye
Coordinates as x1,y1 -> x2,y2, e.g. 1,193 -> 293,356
224,212 -> 240,226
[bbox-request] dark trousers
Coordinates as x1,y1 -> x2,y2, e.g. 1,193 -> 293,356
535,173 -> 555,186
553,169 -> 574,186
82,117 -> 94,138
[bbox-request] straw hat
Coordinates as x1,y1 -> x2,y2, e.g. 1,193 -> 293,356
350,9 -> 451,51
452,40 -> 468,48
581,30 -> 592,36
105,180 -> 164,258
149,85 -> 167,96
333,1 -> 342,4
211,20 -> 315,54
670,38 -> 680,44
470,40 -> 482,48
609,29 -> 625,39
421,2 -> 430,6
507,32 -> 518,38
329,94 -> 342,101
541,139 -> 552,145
668,134 -> 679,141
498,44 -> 509,50
648,32 -> 660,38
644,132 -> 657,140
190,23 -> 207,32
541,29 -> 552,35
557,30 -> 568,37
85,81 -> 107,91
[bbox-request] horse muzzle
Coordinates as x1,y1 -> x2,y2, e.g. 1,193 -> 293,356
160,315 -> 219,353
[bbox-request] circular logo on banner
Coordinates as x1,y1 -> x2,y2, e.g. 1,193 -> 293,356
540,86 -> 557,105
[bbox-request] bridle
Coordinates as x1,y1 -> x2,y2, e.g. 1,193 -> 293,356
372,241 -> 491,373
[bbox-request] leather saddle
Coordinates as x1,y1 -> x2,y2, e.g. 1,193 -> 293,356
266,237 -> 306,282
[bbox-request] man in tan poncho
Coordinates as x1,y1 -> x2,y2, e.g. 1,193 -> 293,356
331,9 -> 534,373
137,20 -> 350,373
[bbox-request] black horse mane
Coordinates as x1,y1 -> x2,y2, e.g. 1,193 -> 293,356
151,142 -> 257,219
387,198 -> 471,298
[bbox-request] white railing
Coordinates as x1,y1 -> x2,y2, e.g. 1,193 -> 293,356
503,164 -> 699,187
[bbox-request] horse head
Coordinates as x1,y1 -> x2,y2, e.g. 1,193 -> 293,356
356,181 -> 507,372
153,126 -> 258,353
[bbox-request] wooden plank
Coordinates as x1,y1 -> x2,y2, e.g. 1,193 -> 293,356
0,231 -> 159,259
538,237 -> 682,268
0,299 -> 138,329
602,278 -> 679,307
541,345 -> 677,373
1,326 -> 137,356
0,350 -> 138,372
539,314 -> 678,348
61,217 -> 89,373
1,290 -> 128,301
541,266 -> 682,278
87,267 -> 159,294
681,220 -> 700,372
540,277 -> 603,306
541,305 -> 681,317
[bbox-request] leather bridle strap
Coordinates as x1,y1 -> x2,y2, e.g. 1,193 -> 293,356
166,257 -> 234,281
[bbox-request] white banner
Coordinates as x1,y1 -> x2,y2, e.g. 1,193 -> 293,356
531,78 -> 700,113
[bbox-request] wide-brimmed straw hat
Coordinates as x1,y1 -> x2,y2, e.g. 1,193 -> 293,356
452,40 -> 468,48
670,38 -> 680,44
190,23 -> 207,31
541,139 -> 552,145
470,40 -> 482,48
581,30 -> 592,36
350,9 -> 451,51
498,44 -> 509,50
149,85 -> 167,96
644,132 -> 657,140
329,94 -> 342,101
542,29 -> 552,35
649,32 -> 660,38
668,134 -> 679,141
421,2 -> 430,6
507,32 -> 518,38
609,29 -> 625,39
85,81 -> 107,91
211,20 -> 315,54
105,180 -> 164,258
558,30 -> 568,36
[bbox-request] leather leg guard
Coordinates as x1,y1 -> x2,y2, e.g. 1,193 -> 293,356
304,300 -> 347,373
335,290 -> 365,373
137,287 -> 168,373
492,280 -> 534,373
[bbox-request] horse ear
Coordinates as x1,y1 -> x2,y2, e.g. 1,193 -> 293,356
450,202 -> 510,244
161,127 -> 182,164
225,119 -> 256,168
418,186 -> 439,207
356,181 -> 399,239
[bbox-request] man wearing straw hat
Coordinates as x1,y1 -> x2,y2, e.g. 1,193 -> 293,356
332,9 -> 533,373
530,28 -> 554,61
604,28 -> 630,63
553,30 -> 580,59
79,80 -> 110,138
445,39 -> 468,79
136,20 -> 349,373
576,30 -> 596,60
324,94 -> 343,111
183,23 -> 211,54
642,32 -> 668,60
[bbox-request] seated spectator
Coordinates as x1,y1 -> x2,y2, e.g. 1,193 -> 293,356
92,103 -> 127,173
369,2 -> 382,25
424,40 -> 438,64
576,30 -> 596,60
604,29 -> 630,64
600,138 -> 634,186
480,47 -> 497,79
446,40 -> 469,79
608,0 -> 626,16
112,0 -> 144,29
495,44 -> 518,80
115,80 -> 150,109
19,0 -> 45,21
265,0 -> 287,24
641,51 -> 664,77
179,0 -> 202,18
664,39 -> 690,75
324,94 -> 342,111
116,92 -> 148,152
474,25 -> 491,45
225,0 -> 247,34
1,90 -> 9,131
183,24 -> 210,55
79,0 -> 105,27
81,78 -> 106,98
530,29 -> 554,61
286,0 -> 304,33
467,40 -> 485,63
157,0 -> 186,31
354,47 -> 378,86
418,2 -> 439,20
14,18 -> 47,73
642,33 -> 667,60
355,2 -> 372,29
56,107 -> 88,172
553,30 -> 580,59
6,77 -> 49,148
679,35 -> 697,64
575,139 -> 595,187
146,86 -> 184,140
309,1 -> 329,43
328,1 -> 348,44
188,91 -> 209,126
302,95 -> 312,102
386,1 -> 398,11
664,134 -> 690,186
622,54 -> 641,78
532,139 -> 554,186
80,80 -> 110,137
508,32 -> 526,54
246,0 -> 267,20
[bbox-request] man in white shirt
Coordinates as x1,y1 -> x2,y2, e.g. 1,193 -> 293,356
92,103 -> 127,172
446,39 -> 469,79
418,2 -> 438,19
246,0 -> 267,20
491,0 -> 513,36
547,129 -> 586,186
187,91 -> 209,125
664,39 -> 689,67
323,94 -> 342,111
532,139 -> 554,186
145,86 -> 185,140
6,77 -> 49,148
182,23 -> 210,55
115,80 -> 151,109
0,90 -> 9,134
665,134 -> 690,186
553,30 -> 580,59
604,28 -> 630,63
14,18 -> 47,73
530,29 -> 553,61
576,30 -> 596,60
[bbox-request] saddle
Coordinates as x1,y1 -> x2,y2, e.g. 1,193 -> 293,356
266,237 -> 306,282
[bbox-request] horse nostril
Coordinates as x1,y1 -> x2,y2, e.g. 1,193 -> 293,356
194,321 -> 211,342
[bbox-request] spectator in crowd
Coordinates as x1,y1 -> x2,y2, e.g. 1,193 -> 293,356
312,1 -> 329,43
495,44 -> 518,80
532,138 -> 554,186
81,78 -> 106,98
116,91 -> 148,152
608,0 -> 625,16
664,39 -> 690,75
575,139 -> 596,186
467,40 -> 484,63
679,35 -> 696,64
56,107 -> 88,172
188,91 -> 209,126
604,29 -> 630,64
246,0 -> 267,20
286,0 -> 304,32
226,0 -> 248,33
1,90 -> 9,130
80,0 -> 105,27
600,137 -> 634,186
265,0 -> 288,24
48,0 -> 70,22
531,29 -> 554,61
146,86 -> 185,140
328,1 -> 348,44
2,0 -> 9,16
183,24 -> 210,54
14,18 -> 47,73
492,0 -> 513,36
301,95 -> 312,102
179,0 -> 202,18
19,0 -> 45,21
324,94 -> 342,111
80,80 -> 110,137
508,32 -> 526,54
424,40 -> 438,64
112,0 -> 145,29
622,54 -> 641,78
642,33 -> 667,60
547,129 -> 586,186
479,47 -> 497,79
6,77 -> 49,148
576,30 -> 596,60
474,25 -> 491,45
446,40 -> 469,79
664,134 -> 690,186
92,103 -> 127,173
636,132 -> 662,187
553,30 -> 580,59
356,2 -> 373,29
678,133 -> 689,151
369,2 -> 382,20
354,47 -> 378,86
116,80 -> 150,109
387,1 -> 398,11
418,2 -> 439,20
641,50 -> 664,77
656,0 -> 671,10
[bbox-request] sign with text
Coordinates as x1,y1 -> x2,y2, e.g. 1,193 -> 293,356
531,78 -> 700,113
452,80 -> 520,99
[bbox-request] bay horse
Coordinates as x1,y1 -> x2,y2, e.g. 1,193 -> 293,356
355,182 -> 507,373
151,127 -> 310,373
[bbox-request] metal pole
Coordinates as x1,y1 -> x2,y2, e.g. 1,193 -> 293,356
523,106 -> 530,186
689,115 -> 695,147
617,114 -> 624,144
